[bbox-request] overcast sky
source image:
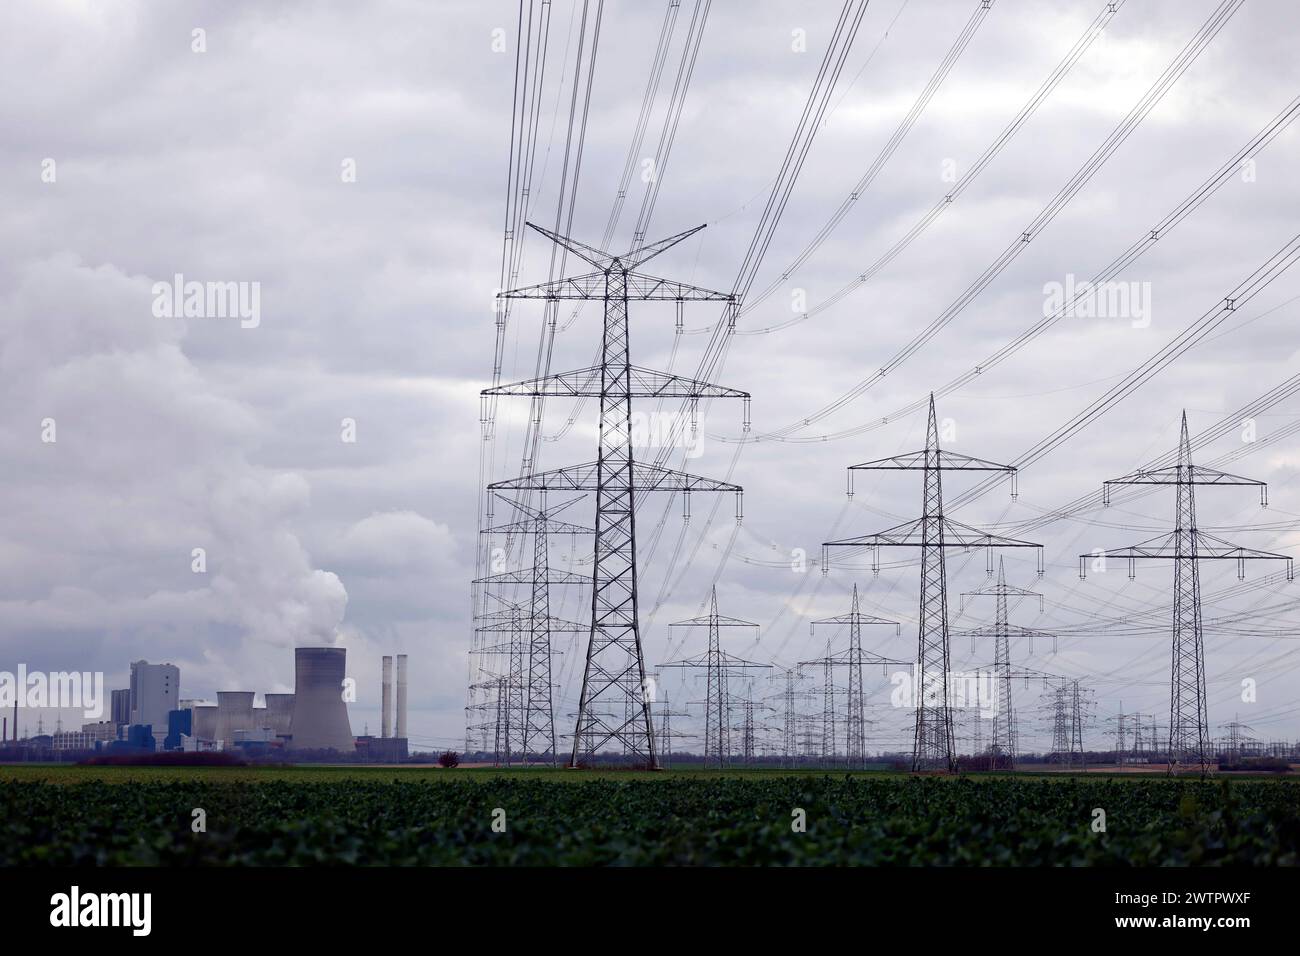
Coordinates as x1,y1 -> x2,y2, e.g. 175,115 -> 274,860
4,0 -> 1300,754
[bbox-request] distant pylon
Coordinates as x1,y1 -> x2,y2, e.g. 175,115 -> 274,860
1081,412 -> 1292,774
955,558 -> 1055,769
659,588 -> 770,768
824,395 -> 1042,771
1069,679 -> 1087,771
486,223 -> 747,767
802,586 -> 906,767
471,595 -> 584,765
767,666 -> 811,768
741,695 -> 755,765
1050,686 -> 1070,759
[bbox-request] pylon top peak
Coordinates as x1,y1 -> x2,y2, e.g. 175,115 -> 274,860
525,220 -> 706,274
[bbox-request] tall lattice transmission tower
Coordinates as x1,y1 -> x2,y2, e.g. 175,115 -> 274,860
485,223 -> 747,767
823,395 -> 1041,771
660,588 -> 769,768
1080,411 -> 1291,773
956,558 -> 1055,769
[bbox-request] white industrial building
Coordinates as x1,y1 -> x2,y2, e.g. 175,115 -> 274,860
129,660 -> 179,746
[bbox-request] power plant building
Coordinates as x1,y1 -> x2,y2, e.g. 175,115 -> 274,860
110,688 -> 131,727
129,660 -> 179,745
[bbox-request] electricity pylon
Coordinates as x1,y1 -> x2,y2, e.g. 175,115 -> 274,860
659,588 -> 770,768
479,494 -> 592,765
1080,411 -> 1292,774
955,558 -> 1055,768
823,395 -> 1042,771
470,595 -> 584,764
1049,686 -> 1070,758
1106,709 -> 1129,766
801,585 -> 907,767
1069,679 -> 1089,771
485,223 -> 748,768
651,683 -> 693,769
767,667 -> 813,768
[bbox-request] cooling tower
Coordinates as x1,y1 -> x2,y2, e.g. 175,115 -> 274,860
215,692 -> 256,748
192,704 -> 219,741
263,693 -> 294,736
395,654 -> 408,739
381,656 -> 392,739
289,647 -> 355,752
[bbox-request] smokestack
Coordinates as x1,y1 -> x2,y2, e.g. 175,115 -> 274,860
381,656 -> 393,739
395,654 -> 407,740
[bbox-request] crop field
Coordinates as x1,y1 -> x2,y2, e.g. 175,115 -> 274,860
3,766 -> 1298,865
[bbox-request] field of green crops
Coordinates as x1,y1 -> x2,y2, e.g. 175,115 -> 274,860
2,766 -> 1297,865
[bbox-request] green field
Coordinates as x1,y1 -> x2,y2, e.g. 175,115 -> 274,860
2,765 -> 1297,865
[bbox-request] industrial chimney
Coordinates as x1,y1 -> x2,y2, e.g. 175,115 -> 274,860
381,655 -> 393,739
395,654 -> 408,740
288,647 -> 355,752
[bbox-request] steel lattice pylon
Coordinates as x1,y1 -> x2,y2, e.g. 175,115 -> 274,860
956,558 -> 1054,768
475,495 -> 590,765
486,224 -> 747,767
801,586 -> 906,768
1081,411 -> 1292,774
660,588 -> 769,768
1050,685 -> 1070,758
824,395 -> 1042,771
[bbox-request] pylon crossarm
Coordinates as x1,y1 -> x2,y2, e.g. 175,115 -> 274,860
962,581 -> 1042,601
957,624 -> 1056,640
482,516 -> 593,536
498,271 -> 611,300
1194,529 -> 1293,563
974,665 -> 1062,683
1080,531 -> 1292,565
957,623 -> 1058,654
848,449 -> 1016,472
473,568 -> 589,585
475,614 -> 587,633
623,272 -> 734,301
490,461 -> 741,493
800,651 -> 908,668
498,270 -> 733,302
1104,464 -> 1267,488
811,612 -> 899,630
824,516 -> 1040,550
669,614 -> 760,628
483,365 -> 748,399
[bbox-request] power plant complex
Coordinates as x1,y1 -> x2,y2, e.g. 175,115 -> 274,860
5,646 -> 413,760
